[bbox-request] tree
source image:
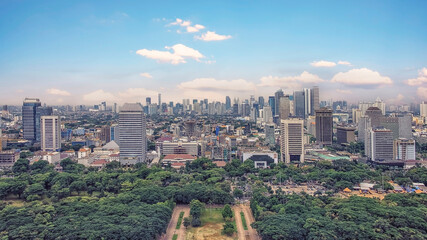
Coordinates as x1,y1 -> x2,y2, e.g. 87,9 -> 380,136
183,217 -> 191,229
12,159 -> 29,174
222,204 -> 233,219
69,181 -> 87,195
23,183 -> 45,200
233,188 -> 244,199
223,222 -> 235,236
190,199 -> 204,219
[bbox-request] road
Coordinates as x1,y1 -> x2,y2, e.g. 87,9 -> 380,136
233,204 -> 261,240
161,205 -> 190,240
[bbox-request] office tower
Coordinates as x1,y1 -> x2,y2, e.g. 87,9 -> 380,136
225,96 -> 231,110
312,86 -> 320,113
280,119 -> 304,163
274,89 -> 284,116
101,101 -> 107,111
100,125 -> 111,143
336,127 -> 356,144
250,95 -> 255,106
365,107 -> 382,128
303,88 -> 312,117
146,97 -> 151,106
394,138 -> 415,161
265,124 -> 275,145
263,105 -> 273,123
22,98 -> 42,141
41,116 -> 61,152
357,116 -> 370,143
420,101 -> 427,117
268,96 -> 276,116
112,103 -> 118,113
110,124 -> 119,143
158,93 -> 161,106
379,117 -> 399,139
185,120 -> 196,137
35,106 -> 53,142
315,107 -> 333,146
365,128 -> 394,162
119,103 -> 147,165
398,113 -> 412,139
294,91 -> 305,118
258,96 -> 265,109
279,95 -> 291,120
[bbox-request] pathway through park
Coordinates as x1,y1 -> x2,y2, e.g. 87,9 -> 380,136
233,204 -> 261,240
161,205 -> 190,240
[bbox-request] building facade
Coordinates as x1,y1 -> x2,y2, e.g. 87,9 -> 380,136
280,119 -> 304,163
41,116 -> 61,152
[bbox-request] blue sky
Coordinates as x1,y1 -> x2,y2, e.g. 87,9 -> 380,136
0,0 -> 426,105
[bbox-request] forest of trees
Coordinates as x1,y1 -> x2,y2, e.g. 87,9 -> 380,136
0,156 -> 426,239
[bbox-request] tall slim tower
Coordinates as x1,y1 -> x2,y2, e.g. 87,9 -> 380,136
258,96 -> 265,109
225,96 -> 231,110
303,88 -> 312,117
22,98 -> 42,141
315,107 -> 333,146
280,119 -> 304,163
119,103 -> 147,165
312,86 -> 320,113
294,91 -> 305,118
41,116 -> 61,152
158,93 -> 162,106
279,95 -> 291,120
274,89 -> 284,117
268,96 -> 276,116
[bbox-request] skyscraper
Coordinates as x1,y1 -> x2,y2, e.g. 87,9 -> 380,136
22,98 -> 41,141
279,95 -> 290,120
303,88 -> 312,117
294,91 -> 305,118
41,116 -> 61,152
268,96 -> 276,116
265,124 -> 275,145
35,106 -> 53,142
312,86 -> 320,113
119,103 -> 147,165
258,96 -> 265,109
365,127 -> 393,162
274,89 -> 284,117
280,119 -> 304,163
225,96 -> 231,110
158,93 -> 161,106
315,107 -> 333,146
146,97 -> 151,106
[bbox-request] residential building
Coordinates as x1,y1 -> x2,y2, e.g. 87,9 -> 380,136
41,116 -> 61,152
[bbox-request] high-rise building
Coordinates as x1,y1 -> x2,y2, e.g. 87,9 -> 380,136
41,116 -> 61,152
258,96 -> 265,109
265,124 -> 275,145
294,91 -> 305,118
22,98 -> 42,141
336,127 -> 356,144
280,119 -> 304,163
394,138 -> 415,161
146,97 -> 151,106
268,96 -> 276,116
274,89 -> 284,116
119,103 -> 147,164
303,88 -> 312,117
357,116 -> 370,143
398,113 -> 412,139
366,128 -> 394,162
100,125 -> 111,143
365,107 -> 382,128
112,103 -> 118,113
279,95 -> 291,120
315,107 -> 333,146
110,124 -> 119,143
158,93 -> 161,106
379,117 -> 399,139
35,106 -> 53,142
312,86 -> 320,113
263,105 -> 273,123
225,96 -> 231,110
420,101 -> 427,117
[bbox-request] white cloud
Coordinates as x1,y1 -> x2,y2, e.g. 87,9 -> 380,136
338,60 -> 351,66
258,71 -> 324,87
310,60 -> 336,67
406,67 -> 427,86
195,31 -> 232,41
117,88 -> 158,98
83,88 -> 157,104
417,87 -> 427,99
331,68 -> 392,87
136,44 -> 204,64
46,88 -> 71,96
140,73 -> 153,78
169,18 -> 205,33
178,78 -> 256,92
83,89 -> 118,103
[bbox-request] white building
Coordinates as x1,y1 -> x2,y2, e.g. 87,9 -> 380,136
41,116 -> 61,152
280,119 -> 304,163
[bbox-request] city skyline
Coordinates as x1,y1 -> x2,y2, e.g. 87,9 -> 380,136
1,1 -> 427,105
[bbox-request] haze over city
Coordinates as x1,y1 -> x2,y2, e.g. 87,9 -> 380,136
1,0 -> 427,105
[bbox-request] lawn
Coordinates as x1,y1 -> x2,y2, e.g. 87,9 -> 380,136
186,207 -> 237,240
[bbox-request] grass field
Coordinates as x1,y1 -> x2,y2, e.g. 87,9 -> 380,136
176,211 -> 185,229
240,211 -> 248,230
186,208 -> 237,240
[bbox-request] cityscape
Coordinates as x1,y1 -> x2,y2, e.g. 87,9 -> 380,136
0,1 -> 426,240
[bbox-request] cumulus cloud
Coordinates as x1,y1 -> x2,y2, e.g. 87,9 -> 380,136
46,88 -> 71,96
406,67 -> 427,86
136,44 -> 204,64
310,60 -> 336,67
417,87 -> 427,99
140,73 -> 153,78
83,89 -> 118,102
258,71 -> 324,88
178,78 -> 256,92
338,61 -> 351,66
195,31 -> 232,41
117,88 -> 157,98
331,68 -> 392,87
169,18 -> 205,33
